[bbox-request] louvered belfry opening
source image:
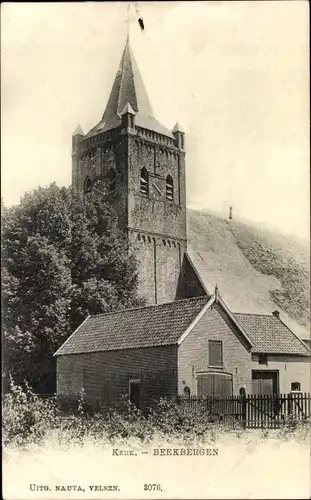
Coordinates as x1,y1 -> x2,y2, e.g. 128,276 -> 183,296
140,168 -> 149,195
166,175 -> 174,200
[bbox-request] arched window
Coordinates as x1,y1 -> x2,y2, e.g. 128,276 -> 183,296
84,177 -> 92,194
166,175 -> 174,201
107,168 -> 116,192
140,168 -> 149,195
183,386 -> 191,399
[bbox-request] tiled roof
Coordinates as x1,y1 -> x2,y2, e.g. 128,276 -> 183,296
234,313 -> 311,356
86,37 -> 173,139
55,296 -> 210,356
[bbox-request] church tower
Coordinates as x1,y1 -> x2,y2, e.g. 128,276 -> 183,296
72,37 -> 187,305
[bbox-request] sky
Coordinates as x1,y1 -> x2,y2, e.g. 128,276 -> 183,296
1,1 -> 309,239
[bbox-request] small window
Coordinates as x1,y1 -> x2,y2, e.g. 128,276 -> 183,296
291,382 -> 301,392
140,168 -> 149,195
180,134 -> 184,149
208,340 -> 223,367
258,354 -> 268,365
107,168 -> 116,192
166,175 -> 174,201
84,177 -> 92,194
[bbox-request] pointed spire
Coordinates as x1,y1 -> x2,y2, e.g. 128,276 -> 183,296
172,122 -> 185,134
102,37 -> 153,122
72,124 -> 84,136
86,38 -> 173,138
120,102 -> 136,116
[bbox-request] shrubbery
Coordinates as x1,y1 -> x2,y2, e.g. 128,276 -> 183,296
55,398 -> 219,447
277,413 -> 311,441
3,383 -> 310,450
2,384 -> 220,448
147,397 -> 216,442
3,379 -> 58,448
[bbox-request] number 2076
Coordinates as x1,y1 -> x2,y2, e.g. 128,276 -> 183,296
143,484 -> 162,491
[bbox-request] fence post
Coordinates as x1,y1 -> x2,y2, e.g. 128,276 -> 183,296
239,387 -> 247,430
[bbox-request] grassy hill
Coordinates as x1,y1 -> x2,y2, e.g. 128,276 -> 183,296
187,209 -> 310,340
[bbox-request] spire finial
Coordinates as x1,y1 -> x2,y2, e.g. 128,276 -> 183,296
125,3 -> 131,41
215,283 -> 219,299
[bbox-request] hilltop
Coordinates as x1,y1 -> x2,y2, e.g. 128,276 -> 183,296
187,209 -> 310,341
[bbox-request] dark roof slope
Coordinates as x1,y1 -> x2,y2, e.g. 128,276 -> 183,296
86,37 -> 173,138
234,313 -> 310,356
55,296 -> 210,356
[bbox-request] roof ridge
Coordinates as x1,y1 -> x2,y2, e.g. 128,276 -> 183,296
233,312 -> 274,317
116,40 -> 127,116
90,295 -> 210,319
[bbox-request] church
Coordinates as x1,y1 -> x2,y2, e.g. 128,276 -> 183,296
71,35 -> 204,305
55,36 -> 310,409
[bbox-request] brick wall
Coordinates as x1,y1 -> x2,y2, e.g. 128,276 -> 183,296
72,125 -> 188,306
127,134 -> 187,304
251,355 -> 311,393
130,231 -> 186,304
177,301 -> 311,396
74,130 -> 129,230
128,136 -> 186,240
57,345 -> 178,411
178,303 -> 253,396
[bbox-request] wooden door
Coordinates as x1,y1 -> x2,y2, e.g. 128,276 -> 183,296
129,380 -> 141,409
197,373 -> 233,397
252,371 -> 278,395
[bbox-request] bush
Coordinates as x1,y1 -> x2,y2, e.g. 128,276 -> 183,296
57,388 -> 96,416
3,379 -> 58,448
56,398 -> 219,447
278,414 -> 311,441
3,384 -> 223,449
6,386 -> 310,450
147,398 -> 214,440
54,406 -> 154,448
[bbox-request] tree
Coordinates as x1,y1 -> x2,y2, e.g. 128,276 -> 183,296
2,184 -> 144,392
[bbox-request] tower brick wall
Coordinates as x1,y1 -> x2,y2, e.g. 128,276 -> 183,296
71,37 -> 197,305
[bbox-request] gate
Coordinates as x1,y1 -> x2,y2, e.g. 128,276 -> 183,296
245,392 -> 311,429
